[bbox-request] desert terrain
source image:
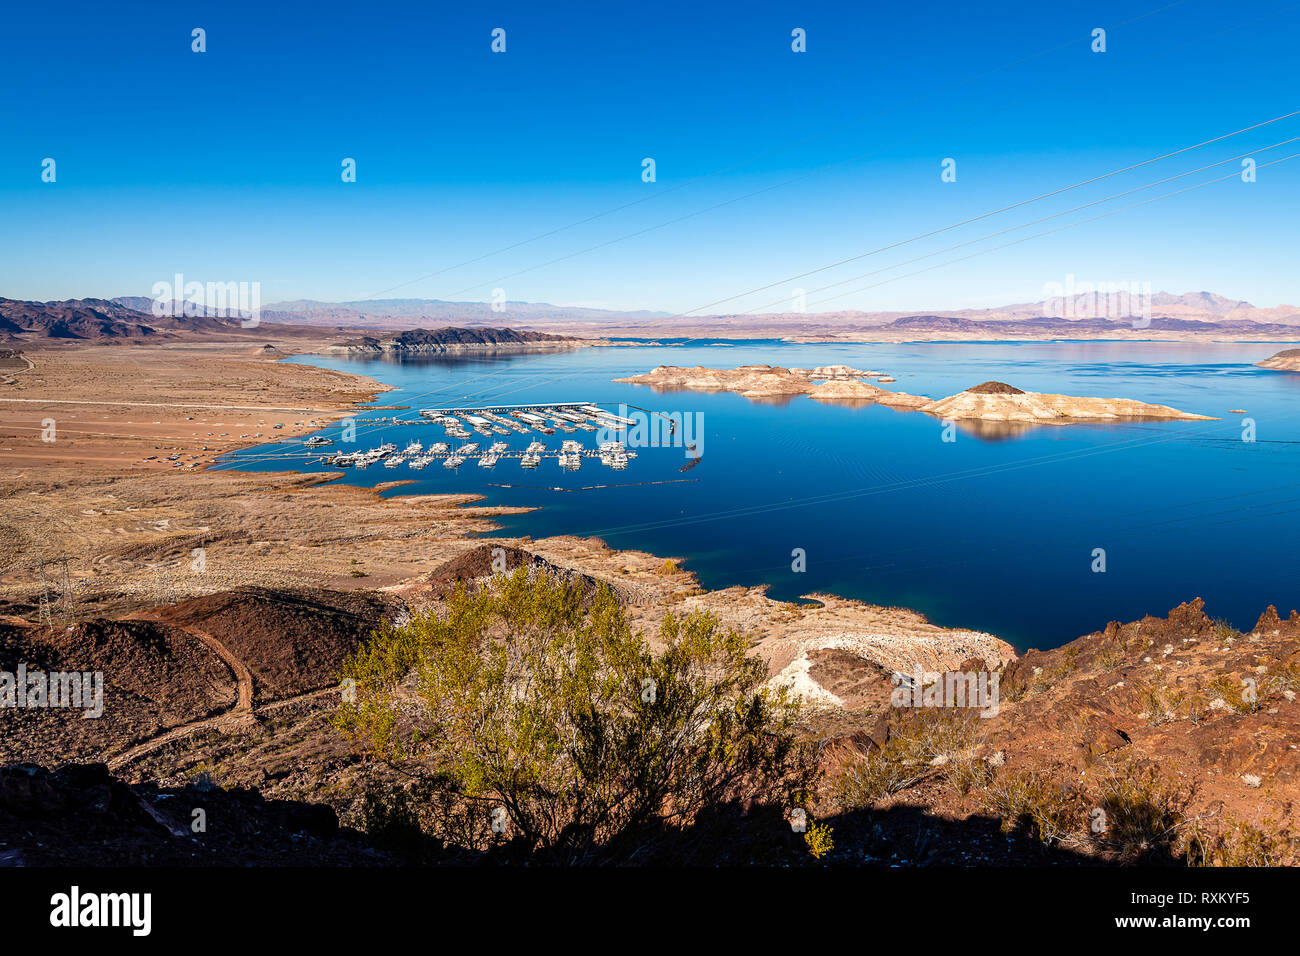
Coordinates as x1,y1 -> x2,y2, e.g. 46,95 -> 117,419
2,327 -> 1297,866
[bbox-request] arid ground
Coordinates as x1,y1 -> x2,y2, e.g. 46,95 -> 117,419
3,334 -> 1298,865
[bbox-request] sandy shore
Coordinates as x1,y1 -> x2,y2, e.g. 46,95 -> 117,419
0,340 -> 391,472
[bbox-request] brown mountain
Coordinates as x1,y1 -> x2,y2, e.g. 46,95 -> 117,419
0,297 -> 243,341
0,297 -> 164,340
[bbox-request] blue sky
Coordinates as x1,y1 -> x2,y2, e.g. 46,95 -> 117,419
2,0 -> 1298,312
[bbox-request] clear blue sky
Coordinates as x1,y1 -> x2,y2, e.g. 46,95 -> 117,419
2,0 -> 1298,312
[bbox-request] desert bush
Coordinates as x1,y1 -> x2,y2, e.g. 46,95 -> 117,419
986,769 -> 1082,845
335,568 -> 815,864
836,741 -> 926,807
1139,682 -> 1190,725
837,710 -> 990,807
1183,816 -> 1295,867
360,783 -> 424,855
804,821 -> 835,860
1211,619 -> 1241,643
1089,760 -> 1193,862
944,751 -> 996,796
1260,661 -> 1300,699
1096,643 -> 1126,670
1206,673 -> 1261,715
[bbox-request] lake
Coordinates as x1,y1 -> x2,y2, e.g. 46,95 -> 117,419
220,340 -> 1300,651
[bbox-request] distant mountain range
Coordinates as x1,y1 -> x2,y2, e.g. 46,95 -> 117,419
3,291 -> 1300,343
249,297 -> 672,330
188,290 -> 1300,332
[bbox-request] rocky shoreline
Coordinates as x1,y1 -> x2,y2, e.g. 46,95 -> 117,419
327,326 -> 595,356
1256,348 -> 1300,371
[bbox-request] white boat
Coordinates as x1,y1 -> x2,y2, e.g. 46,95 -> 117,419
404,441 -> 423,454
456,442 -> 479,454
526,441 -> 545,454
479,454 -> 498,468
385,455 -> 405,468
430,442 -> 449,453
562,440 -> 582,454
443,455 -> 465,468
521,453 -> 540,468
489,441 -> 508,454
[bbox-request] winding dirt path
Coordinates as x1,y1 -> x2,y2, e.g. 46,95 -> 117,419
108,618 -> 262,771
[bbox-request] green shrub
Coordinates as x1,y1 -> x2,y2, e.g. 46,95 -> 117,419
335,569 -> 814,863
804,821 -> 834,860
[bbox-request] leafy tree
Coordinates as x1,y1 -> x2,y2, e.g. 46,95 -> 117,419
335,568 -> 814,863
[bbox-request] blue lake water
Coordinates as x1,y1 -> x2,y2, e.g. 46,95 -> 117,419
220,340 -> 1300,651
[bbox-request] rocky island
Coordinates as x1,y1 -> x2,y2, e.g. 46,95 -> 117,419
1256,348 -> 1300,371
614,365 -> 1215,423
613,363 -> 932,407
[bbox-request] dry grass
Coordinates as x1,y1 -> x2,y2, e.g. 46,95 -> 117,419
1206,673 -> 1261,715
1183,816 -> 1297,867
836,710 -> 992,808
1088,760 -> 1193,861
986,769 -> 1082,845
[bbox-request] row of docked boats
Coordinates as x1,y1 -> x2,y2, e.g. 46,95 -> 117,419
315,426 -> 636,473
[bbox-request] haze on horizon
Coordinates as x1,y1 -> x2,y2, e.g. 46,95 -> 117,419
2,0 -> 1298,313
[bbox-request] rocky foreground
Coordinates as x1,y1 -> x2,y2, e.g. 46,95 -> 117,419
615,365 -> 1215,423
3,561 -> 1297,864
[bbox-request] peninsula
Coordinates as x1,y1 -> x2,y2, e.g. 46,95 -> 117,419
1256,348 -> 1300,372
328,327 -> 593,356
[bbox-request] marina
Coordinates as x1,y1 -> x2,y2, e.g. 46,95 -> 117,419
313,402 -> 640,474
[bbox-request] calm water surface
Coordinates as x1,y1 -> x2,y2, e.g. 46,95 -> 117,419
221,340 -> 1300,650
